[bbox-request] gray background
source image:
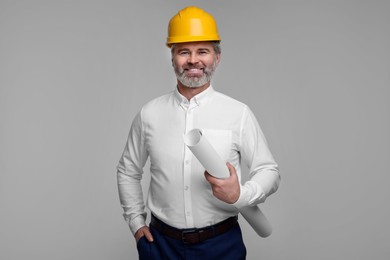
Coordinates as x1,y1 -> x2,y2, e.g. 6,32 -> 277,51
1,0 -> 389,259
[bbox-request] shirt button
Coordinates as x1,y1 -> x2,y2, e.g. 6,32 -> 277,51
184,186 -> 189,191
186,212 -> 191,216
185,160 -> 189,165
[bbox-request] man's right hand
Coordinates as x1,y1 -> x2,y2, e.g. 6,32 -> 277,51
134,226 -> 154,243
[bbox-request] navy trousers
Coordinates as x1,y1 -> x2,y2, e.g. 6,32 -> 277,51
137,222 -> 246,260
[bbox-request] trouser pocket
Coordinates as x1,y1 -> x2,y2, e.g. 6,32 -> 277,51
137,236 -> 161,260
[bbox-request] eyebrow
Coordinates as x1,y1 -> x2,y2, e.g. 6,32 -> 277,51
176,47 -> 212,53
176,48 -> 189,52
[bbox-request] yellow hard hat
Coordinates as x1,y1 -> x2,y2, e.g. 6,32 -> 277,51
166,6 -> 220,47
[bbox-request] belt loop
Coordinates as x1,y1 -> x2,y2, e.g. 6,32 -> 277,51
211,224 -> 216,236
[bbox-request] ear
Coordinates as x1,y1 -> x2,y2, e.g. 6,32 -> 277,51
215,53 -> 221,66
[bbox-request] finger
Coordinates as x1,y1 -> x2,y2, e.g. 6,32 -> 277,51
226,162 -> 236,176
144,228 -> 154,242
135,226 -> 153,242
204,171 -> 213,182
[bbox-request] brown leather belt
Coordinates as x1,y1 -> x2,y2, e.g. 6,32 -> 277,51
150,214 -> 238,244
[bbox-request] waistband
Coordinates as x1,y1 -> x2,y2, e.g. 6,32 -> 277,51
150,214 -> 238,244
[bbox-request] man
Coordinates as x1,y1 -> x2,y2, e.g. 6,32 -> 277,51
117,6 -> 280,259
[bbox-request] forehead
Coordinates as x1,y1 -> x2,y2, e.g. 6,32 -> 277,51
174,41 -> 215,51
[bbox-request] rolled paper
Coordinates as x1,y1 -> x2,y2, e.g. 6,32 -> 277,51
184,128 -> 273,237
238,204 -> 272,237
184,129 -> 230,179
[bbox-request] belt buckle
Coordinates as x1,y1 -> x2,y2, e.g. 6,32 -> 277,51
181,228 -> 201,244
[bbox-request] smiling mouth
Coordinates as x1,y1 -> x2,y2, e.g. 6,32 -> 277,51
185,68 -> 204,77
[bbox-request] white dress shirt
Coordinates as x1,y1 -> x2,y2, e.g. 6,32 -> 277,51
117,86 -> 280,234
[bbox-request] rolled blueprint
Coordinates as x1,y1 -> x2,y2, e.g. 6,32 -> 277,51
184,128 -> 272,237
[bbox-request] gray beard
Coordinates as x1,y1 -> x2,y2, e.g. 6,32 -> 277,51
177,73 -> 210,88
174,60 -> 217,88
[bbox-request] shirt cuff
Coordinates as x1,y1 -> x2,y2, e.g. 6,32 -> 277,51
129,214 -> 147,235
232,181 -> 266,209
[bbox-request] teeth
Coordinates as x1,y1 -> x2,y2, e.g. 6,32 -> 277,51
187,69 -> 203,74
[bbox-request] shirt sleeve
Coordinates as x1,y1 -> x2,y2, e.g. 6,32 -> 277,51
117,110 -> 149,235
233,106 -> 281,209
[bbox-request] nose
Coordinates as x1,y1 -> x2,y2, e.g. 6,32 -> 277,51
188,53 -> 199,64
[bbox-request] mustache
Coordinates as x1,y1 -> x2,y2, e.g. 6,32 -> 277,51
183,65 -> 204,70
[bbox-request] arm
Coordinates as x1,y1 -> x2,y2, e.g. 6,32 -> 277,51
233,106 -> 281,208
204,107 -> 280,207
117,111 -> 151,238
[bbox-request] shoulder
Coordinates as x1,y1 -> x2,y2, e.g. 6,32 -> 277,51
144,91 -> 173,107
213,90 -> 249,111
139,91 -> 175,118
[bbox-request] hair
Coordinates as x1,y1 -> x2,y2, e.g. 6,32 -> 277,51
170,41 -> 221,55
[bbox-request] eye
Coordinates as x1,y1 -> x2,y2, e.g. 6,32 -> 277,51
178,50 -> 190,55
198,50 -> 208,55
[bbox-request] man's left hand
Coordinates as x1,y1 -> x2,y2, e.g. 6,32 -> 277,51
204,162 -> 240,204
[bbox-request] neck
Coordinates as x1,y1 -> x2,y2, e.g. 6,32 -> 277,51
177,82 -> 210,100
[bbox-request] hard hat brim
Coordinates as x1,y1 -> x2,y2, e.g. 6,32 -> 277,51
166,37 -> 220,48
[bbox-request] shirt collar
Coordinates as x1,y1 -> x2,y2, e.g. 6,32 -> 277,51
174,85 -> 215,107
